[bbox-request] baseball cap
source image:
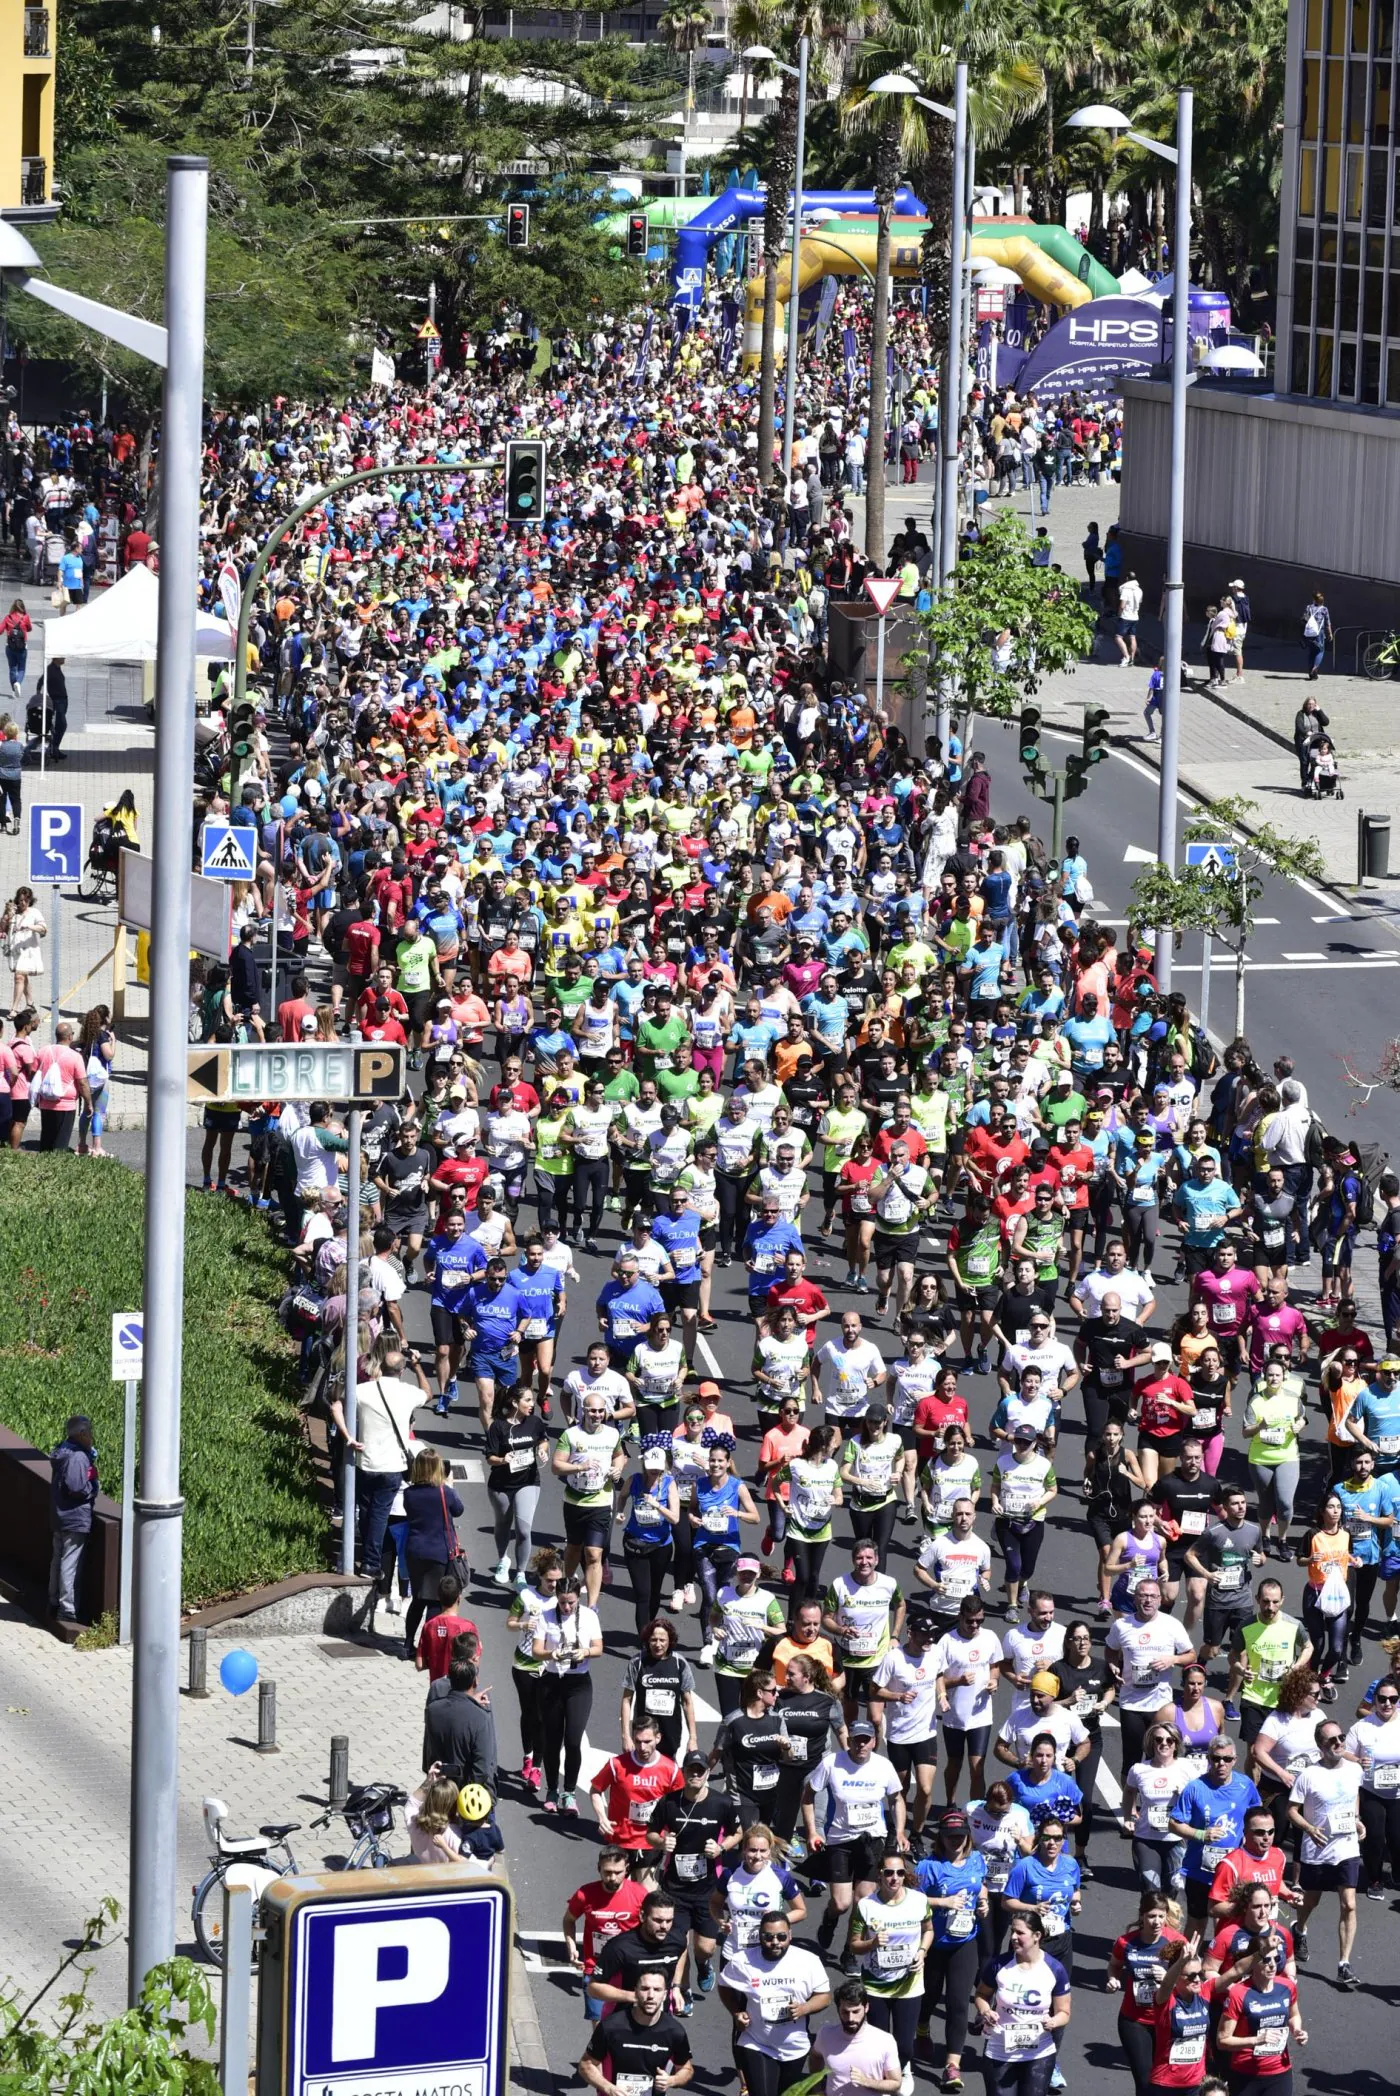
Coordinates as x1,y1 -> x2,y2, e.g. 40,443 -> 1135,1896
940,1807 -> 969,1833
1012,1422 -> 1038,1442
849,1720 -> 877,1741
642,1447 -> 667,1471
1150,1340 -> 1173,1363
683,1751 -> 710,1774
697,1381 -> 723,1400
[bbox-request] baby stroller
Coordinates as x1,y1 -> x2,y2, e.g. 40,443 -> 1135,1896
1303,735 -> 1342,799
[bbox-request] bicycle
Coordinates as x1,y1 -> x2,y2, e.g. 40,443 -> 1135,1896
191,1782 -> 408,1963
1361,629 -> 1400,679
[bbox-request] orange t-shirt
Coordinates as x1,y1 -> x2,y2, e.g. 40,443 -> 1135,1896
1305,1527 -> 1351,1590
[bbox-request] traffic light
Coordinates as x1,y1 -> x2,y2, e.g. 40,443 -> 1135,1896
627,212 -> 649,258
227,694 -> 256,796
1082,703 -> 1111,765
507,202 -> 530,249
1064,751 -> 1089,798
504,438 -> 547,524
1018,702 -> 1042,769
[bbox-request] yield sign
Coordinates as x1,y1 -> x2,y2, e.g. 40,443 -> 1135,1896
864,574 -> 901,615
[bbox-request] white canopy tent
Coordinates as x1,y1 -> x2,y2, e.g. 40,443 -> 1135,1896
46,562 -> 234,663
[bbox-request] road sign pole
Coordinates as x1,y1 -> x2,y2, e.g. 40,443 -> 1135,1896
874,613 -> 887,723
268,882 -> 280,1035
49,880 -> 60,1040
120,1376 -> 137,1646
1050,771 -> 1066,863
219,1878 -> 254,2096
341,1103 -> 362,1579
130,154 -> 208,2006
1199,930 -> 1213,1039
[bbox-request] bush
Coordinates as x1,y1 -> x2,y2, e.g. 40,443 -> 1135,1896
0,1155 -> 324,1605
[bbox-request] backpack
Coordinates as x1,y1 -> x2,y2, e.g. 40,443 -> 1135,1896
1187,1025 -> 1217,1082
1353,1141 -> 1388,1227
37,1054 -> 67,1103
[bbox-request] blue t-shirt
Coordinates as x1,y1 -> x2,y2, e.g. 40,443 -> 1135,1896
1356,1385 -> 1400,1470
651,1209 -> 703,1278
1061,1015 -> 1114,1072
426,1232 -> 489,1311
1174,1178 -> 1239,1247
1006,1774 -> 1084,1837
597,1277 -> 667,1349
967,941 -> 1006,1001
1003,1849 -> 1081,1922
462,1278 -> 524,1351
1174,1771 -> 1260,1882
915,1852 -> 986,1946
1337,1472 -> 1399,1563
693,1475 -> 741,1553
509,1261 -> 564,1335
743,1218 -> 805,1298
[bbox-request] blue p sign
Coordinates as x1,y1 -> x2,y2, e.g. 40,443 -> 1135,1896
259,1872 -> 511,2096
29,803 -> 84,884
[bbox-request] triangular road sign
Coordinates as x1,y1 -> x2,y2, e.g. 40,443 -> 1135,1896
864,575 -> 902,616
202,825 -> 255,878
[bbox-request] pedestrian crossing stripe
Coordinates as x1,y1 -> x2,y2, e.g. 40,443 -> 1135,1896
201,823 -> 255,878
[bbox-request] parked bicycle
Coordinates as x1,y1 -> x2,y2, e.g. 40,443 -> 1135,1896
191,1781 -> 408,1963
1361,629 -> 1400,678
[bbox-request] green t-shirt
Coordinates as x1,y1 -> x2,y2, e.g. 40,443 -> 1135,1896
551,975 -> 595,1018
819,1104 -> 869,1174
604,1069 -> 641,1105
737,747 -> 775,787
395,934 -> 437,995
636,1012 -> 689,1074
656,1065 -> 701,1104
1042,1090 -> 1088,1129
534,1110 -> 574,1177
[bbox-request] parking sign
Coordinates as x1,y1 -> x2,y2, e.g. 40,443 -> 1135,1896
258,1870 -> 511,2096
28,803 -> 84,884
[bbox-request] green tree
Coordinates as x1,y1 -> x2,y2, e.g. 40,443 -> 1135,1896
660,0 -> 712,116
909,508 -> 1097,731
1129,797 -> 1326,1036
0,1900 -> 220,2095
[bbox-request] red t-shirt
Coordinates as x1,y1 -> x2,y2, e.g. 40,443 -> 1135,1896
765,1277 -> 829,1345
913,1392 -> 972,1464
1136,1372 -> 1194,1440
1147,1984 -> 1213,2086
1048,1141 -> 1095,1210
433,1155 -> 490,1222
589,1751 -> 683,1851
1111,1925 -> 1187,2026
1208,1843 -> 1290,1909
1221,1975 -> 1297,2075
839,1158 -> 879,1217
276,996 -> 317,1042
417,1609 -> 479,1683
565,1876 -> 648,1972
873,1125 -> 928,1167
963,1126 -> 1028,1186
345,920 -> 382,979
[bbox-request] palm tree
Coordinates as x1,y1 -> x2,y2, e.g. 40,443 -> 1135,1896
660,0 -> 712,116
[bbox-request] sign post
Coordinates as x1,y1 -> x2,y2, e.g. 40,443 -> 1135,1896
110,1311 -> 144,1648
341,1051 -> 363,1579
863,573 -> 902,725
29,802 -> 83,1039
256,1869 -> 511,2096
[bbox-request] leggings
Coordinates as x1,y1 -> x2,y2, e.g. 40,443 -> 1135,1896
672,1511 -> 697,1591
1229,2074 -> 1292,2096
1082,1384 -> 1130,1446
1131,1835 -> 1185,1892
716,1672 -> 748,1719
573,1156 -> 608,1236
1074,1737 -> 1102,1851
735,2048 -> 815,2096
717,1170 -> 752,1258
513,1666 -> 546,1767
625,1541 -> 673,1635
1122,1205 -> 1159,1272
79,1085 -> 108,1148
1119,1707 -> 1154,1779
1301,1585 -> 1349,1675
1350,1562 -> 1380,1644
785,1535 -> 829,1601
695,1547 -> 730,1620
692,1045 -> 724,1081
1250,1459 -> 1299,1529
533,1170 -> 573,1236
850,1499 -> 898,1569
1201,1430 -> 1225,1476
489,1485 -> 539,1568
772,1767 -> 806,1842
984,2056 -> 1055,2096
1359,1785 -> 1400,1886
866,1991 -> 923,2062
923,1937 -> 979,2057
1119,2015 -> 1155,2096
539,1669 -> 592,1794
995,1518 -> 1046,1588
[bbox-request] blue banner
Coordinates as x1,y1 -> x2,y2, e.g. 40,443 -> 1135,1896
718,295 -> 739,370
1013,297 -> 1166,398
842,326 -> 858,400
812,274 -> 839,351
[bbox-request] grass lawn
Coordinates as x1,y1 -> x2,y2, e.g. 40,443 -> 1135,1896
0,1154 -> 326,1605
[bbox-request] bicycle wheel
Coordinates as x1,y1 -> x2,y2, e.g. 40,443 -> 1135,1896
192,1869 -> 228,1965
78,859 -> 110,903
1361,638 -> 1396,679
346,1833 -> 392,1870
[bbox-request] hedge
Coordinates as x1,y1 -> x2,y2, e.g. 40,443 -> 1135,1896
0,1154 -> 325,1605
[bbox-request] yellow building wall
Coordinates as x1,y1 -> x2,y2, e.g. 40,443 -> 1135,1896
0,0 -> 57,215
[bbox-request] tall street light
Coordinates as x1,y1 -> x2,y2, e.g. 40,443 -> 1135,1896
743,39 -> 810,486
1068,95 -> 1193,994
869,63 -> 968,754
1,158 -> 208,2001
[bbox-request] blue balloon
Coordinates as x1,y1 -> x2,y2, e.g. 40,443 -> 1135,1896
219,1648 -> 258,1696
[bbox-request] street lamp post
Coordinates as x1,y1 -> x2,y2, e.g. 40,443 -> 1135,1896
743,40 -> 810,485
1,156 -> 210,2004
1068,94 -> 1193,994
869,65 -> 968,754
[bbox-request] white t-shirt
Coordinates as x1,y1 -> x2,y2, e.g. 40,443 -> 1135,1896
1126,1758 -> 1188,1839
808,1749 -> 903,1845
1256,1710 -> 1322,1783
970,1798 -> 1034,1892
919,1533 -> 992,1612
818,1338 -> 886,1419
719,1945 -> 830,2060
985,1950 -> 1068,2061
1345,1713 -> 1400,1793
933,1627 -> 1004,1729
1289,1760 -> 1362,1863
998,1702 -> 1088,1771
872,1643 -> 942,1745
1076,1267 -> 1155,1320
564,1363 -> 633,1423
1003,1622 -> 1067,1719
353,1374 -> 420,1476
1107,1614 -> 1196,1713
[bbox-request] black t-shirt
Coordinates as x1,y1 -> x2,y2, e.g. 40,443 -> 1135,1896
624,1652 -> 693,1731
322,903 -> 359,963
996,1287 -> 1045,1348
587,2006 -> 692,2079
898,1303 -> 957,1350
595,1922 -> 689,1994
650,1785 -> 737,1898
1156,1471 -> 1219,1555
720,1707 -> 789,1802
1051,1654 -> 1112,1739
774,1688 -> 840,1773
484,1414 -> 548,1495
1078,1316 -> 1137,1397
379,1144 -> 434,1223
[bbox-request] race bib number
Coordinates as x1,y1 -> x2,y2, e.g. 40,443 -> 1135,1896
752,1763 -> 780,1791
1147,1802 -> 1170,1832
1210,1300 -> 1238,1327
632,1499 -> 662,1526
1191,1410 -> 1217,1432
674,1850 -> 705,1880
644,1687 -> 676,1716
1133,1976 -> 1160,2006
947,1905 -> 977,1938
614,1317 -> 645,1339
851,1191 -> 872,1214
845,1629 -> 881,1657
1133,1658 -> 1162,1687
1203,1842 -> 1228,1869
1001,1482 -> 1038,1519
1040,1910 -> 1065,1937
876,1942 -> 914,1971
1379,1436 -> 1400,1456
1169,2038 -> 1206,2067
1259,1424 -> 1288,1448
628,1796 -> 656,1824
1005,2019 -> 1044,2051
1326,1808 -> 1356,1838
1100,1367 -> 1124,1389
734,1913 -> 761,1948
702,1508 -> 732,1533
521,1316 -> 549,1340
578,1465 -> 608,1495
1373,1762 -> 1400,1791
846,1796 -> 882,1829
616,2075 -> 654,2096
507,1447 -> 535,1473
1254,2026 -> 1288,2059
1217,1565 -> 1245,1593
1180,1509 -> 1208,1533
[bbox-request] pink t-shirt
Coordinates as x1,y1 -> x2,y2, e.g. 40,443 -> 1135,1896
815,2022 -> 902,2096
1249,1302 -> 1308,1373
34,1043 -> 87,1109
1191,1268 -> 1259,1337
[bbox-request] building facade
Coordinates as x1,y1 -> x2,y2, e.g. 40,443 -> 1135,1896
0,0 -> 57,221
1275,0 -> 1400,406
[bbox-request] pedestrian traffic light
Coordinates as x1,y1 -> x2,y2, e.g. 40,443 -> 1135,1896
507,202 -> 530,249
1064,751 -> 1089,798
504,438 -> 547,524
626,212 -> 649,258
1082,703 -> 1111,765
1018,703 -> 1042,769
228,696 -> 256,763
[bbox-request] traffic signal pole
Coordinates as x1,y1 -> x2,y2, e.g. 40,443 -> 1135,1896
1017,701 -> 1108,868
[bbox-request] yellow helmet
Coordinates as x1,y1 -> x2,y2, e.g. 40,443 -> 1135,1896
457,1783 -> 494,1825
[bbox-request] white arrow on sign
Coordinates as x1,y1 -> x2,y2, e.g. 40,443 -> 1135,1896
110,1311 -> 144,1382
864,575 -> 902,616
1123,844 -> 1158,864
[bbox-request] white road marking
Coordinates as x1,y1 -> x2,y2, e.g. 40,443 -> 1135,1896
1209,957 -> 1397,971
1281,951 -> 1327,962
450,1457 -> 486,1484
1312,912 -> 1359,923
1123,844 -> 1157,864
1094,1757 -> 1124,1811
690,1690 -> 724,1724
696,1334 -> 724,1377
518,1930 -> 570,1973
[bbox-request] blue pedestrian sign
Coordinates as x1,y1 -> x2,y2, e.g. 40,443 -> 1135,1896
258,1870 -> 512,2096
201,821 -> 256,880
28,802 -> 84,884
1185,839 -> 1237,876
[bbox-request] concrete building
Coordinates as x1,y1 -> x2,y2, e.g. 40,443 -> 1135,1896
0,0 -> 57,223
1118,0 -> 1400,632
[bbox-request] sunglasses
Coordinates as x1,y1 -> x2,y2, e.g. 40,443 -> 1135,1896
1377,1693 -> 1399,1705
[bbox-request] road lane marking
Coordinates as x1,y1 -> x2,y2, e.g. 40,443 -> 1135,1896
1313,912 -> 1360,923
1094,1758 -> 1124,1811
450,1457 -> 486,1484
696,1334 -> 724,1377
1281,951 -> 1327,961
518,1930 -> 570,1973
1208,957 -> 1397,971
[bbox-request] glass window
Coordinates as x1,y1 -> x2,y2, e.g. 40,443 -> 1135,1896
1342,262 -> 1362,319
1365,265 -> 1386,328
1307,0 -> 1324,41
1339,339 -> 1358,392
1325,58 -> 1346,138
1349,58 -> 1369,138
1344,229 -> 1363,259
1295,261 -> 1316,320
1387,343 -> 1400,399
1323,144 -> 1343,215
1294,330 -> 1315,390
1377,0 -> 1394,52
1372,70 -> 1391,138
1303,57 -> 1322,137
1316,331 -> 1336,391
1301,143 -> 1318,212
1363,340 -> 1383,401
1354,0 -> 1372,45
1369,149 -> 1391,219
1330,0 -> 1348,50
1299,223 -> 1317,257
1368,230 -> 1387,262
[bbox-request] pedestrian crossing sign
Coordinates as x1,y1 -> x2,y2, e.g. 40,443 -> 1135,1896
201,822 -> 256,880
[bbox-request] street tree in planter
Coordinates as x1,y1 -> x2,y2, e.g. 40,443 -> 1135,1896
1128,795 -> 1326,1038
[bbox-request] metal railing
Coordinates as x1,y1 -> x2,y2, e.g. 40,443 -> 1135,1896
23,6 -> 50,56
20,157 -> 47,206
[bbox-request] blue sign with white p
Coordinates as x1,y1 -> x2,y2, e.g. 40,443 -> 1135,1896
260,1872 -> 511,2096
28,802 -> 84,884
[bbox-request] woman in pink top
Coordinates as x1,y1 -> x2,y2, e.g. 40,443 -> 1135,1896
33,1019 -> 93,1153
6,1008 -> 41,1148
